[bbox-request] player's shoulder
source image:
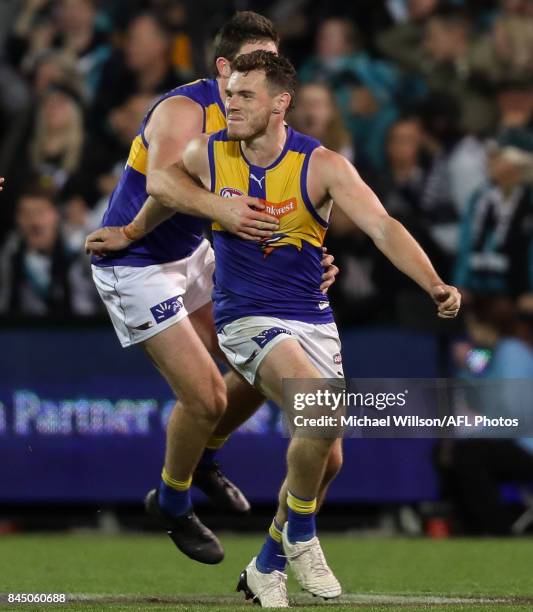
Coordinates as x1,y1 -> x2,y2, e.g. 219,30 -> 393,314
307,143 -> 347,172
153,78 -> 217,114
288,127 -> 321,154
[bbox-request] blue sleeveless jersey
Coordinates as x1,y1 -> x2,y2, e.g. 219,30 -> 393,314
209,127 -> 334,328
93,79 -> 227,267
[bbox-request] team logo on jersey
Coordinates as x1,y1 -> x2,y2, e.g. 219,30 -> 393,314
150,295 -> 184,324
251,327 -> 292,349
250,173 -> 265,189
220,187 -> 244,198
333,353 -> 342,364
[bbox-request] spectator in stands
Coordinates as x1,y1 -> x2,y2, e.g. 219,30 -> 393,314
454,130 -> 533,298
374,115 -> 451,277
290,82 -> 354,161
69,92 -> 154,229
490,0 -> 533,83
8,0 -> 109,99
377,7 -> 498,135
26,84 -> 85,195
54,0 -> 110,98
417,94 -> 486,250
148,0 -> 195,79
1,52 -> 86,229
496,79 -> 533,135
8,0 -> 57,73
325,206 -> 392,327
123,12 -> 176,95
93,12 -> 178,121
299,17 -> 400,169
438,296 -> 533,535
0,186 -> 98,316
31,49 -> 84,98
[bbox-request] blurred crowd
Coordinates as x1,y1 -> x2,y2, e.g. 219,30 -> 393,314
0,0 -> 532,330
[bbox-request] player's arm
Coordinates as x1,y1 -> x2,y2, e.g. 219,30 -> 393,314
310,148 -> 460,318
85,97 -> 279,254
144,97 -> 278,236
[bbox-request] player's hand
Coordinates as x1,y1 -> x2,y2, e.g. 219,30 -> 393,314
320,247 -> 339,294
216,196 -> 279,241
0,177 -> 5,191
430,283 -> 461,319
85,226 -> 133,256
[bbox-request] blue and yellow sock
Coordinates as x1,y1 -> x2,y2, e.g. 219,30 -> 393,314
197,435 -> 228,469
158,467 -> 192,518
287,490 -> 317,543
255,519 -> 286,573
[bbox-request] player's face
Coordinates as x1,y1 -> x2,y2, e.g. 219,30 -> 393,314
225,70 -> 275,140
16,197 -> 60,252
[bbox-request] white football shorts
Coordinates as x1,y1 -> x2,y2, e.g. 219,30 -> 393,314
92,239 -> 214,347
217,315 -> 344,385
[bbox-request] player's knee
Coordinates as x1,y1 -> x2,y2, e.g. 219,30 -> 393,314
189,376 -> 227,423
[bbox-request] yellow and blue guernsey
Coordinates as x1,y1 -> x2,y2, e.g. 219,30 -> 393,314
94,78 -> 226,267
209,126 -> 333,328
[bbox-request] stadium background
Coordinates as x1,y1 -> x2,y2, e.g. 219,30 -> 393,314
0,2 -> 533,606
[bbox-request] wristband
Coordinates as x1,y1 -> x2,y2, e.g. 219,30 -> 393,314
122,221 -> 144,242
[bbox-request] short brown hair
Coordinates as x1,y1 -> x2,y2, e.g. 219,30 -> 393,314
213,11 -> 279,71
232,51 -> 297,105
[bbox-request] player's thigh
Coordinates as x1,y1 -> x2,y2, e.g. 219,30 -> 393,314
256,338 -> 323,407
188,301 -> 227,361
143,316 -> 226,411
183,240 -> 223,357
190,304 -> 265,411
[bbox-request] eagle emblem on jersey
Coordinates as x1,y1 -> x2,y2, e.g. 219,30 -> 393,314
258,198 -> 300,257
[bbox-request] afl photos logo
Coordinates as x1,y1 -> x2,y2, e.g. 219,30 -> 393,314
220,187 -> 244,198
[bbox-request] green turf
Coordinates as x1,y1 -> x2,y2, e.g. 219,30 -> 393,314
0,533 -> 532,610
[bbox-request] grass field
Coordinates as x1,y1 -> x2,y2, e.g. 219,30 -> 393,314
1,533 -> 533,611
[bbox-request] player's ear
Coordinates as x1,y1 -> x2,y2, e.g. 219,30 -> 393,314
216,56 -> 232,79
273,92 -> 291,115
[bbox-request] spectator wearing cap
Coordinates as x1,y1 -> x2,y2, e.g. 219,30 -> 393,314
0,186 -> 98,317
454,130 -> 533,298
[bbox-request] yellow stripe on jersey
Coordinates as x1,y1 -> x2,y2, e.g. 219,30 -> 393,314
205,102 -> 226,134
126,134 -> 148,175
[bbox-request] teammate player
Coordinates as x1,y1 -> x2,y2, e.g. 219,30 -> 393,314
86,13 -> 340,565
176,51 -> 461,606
